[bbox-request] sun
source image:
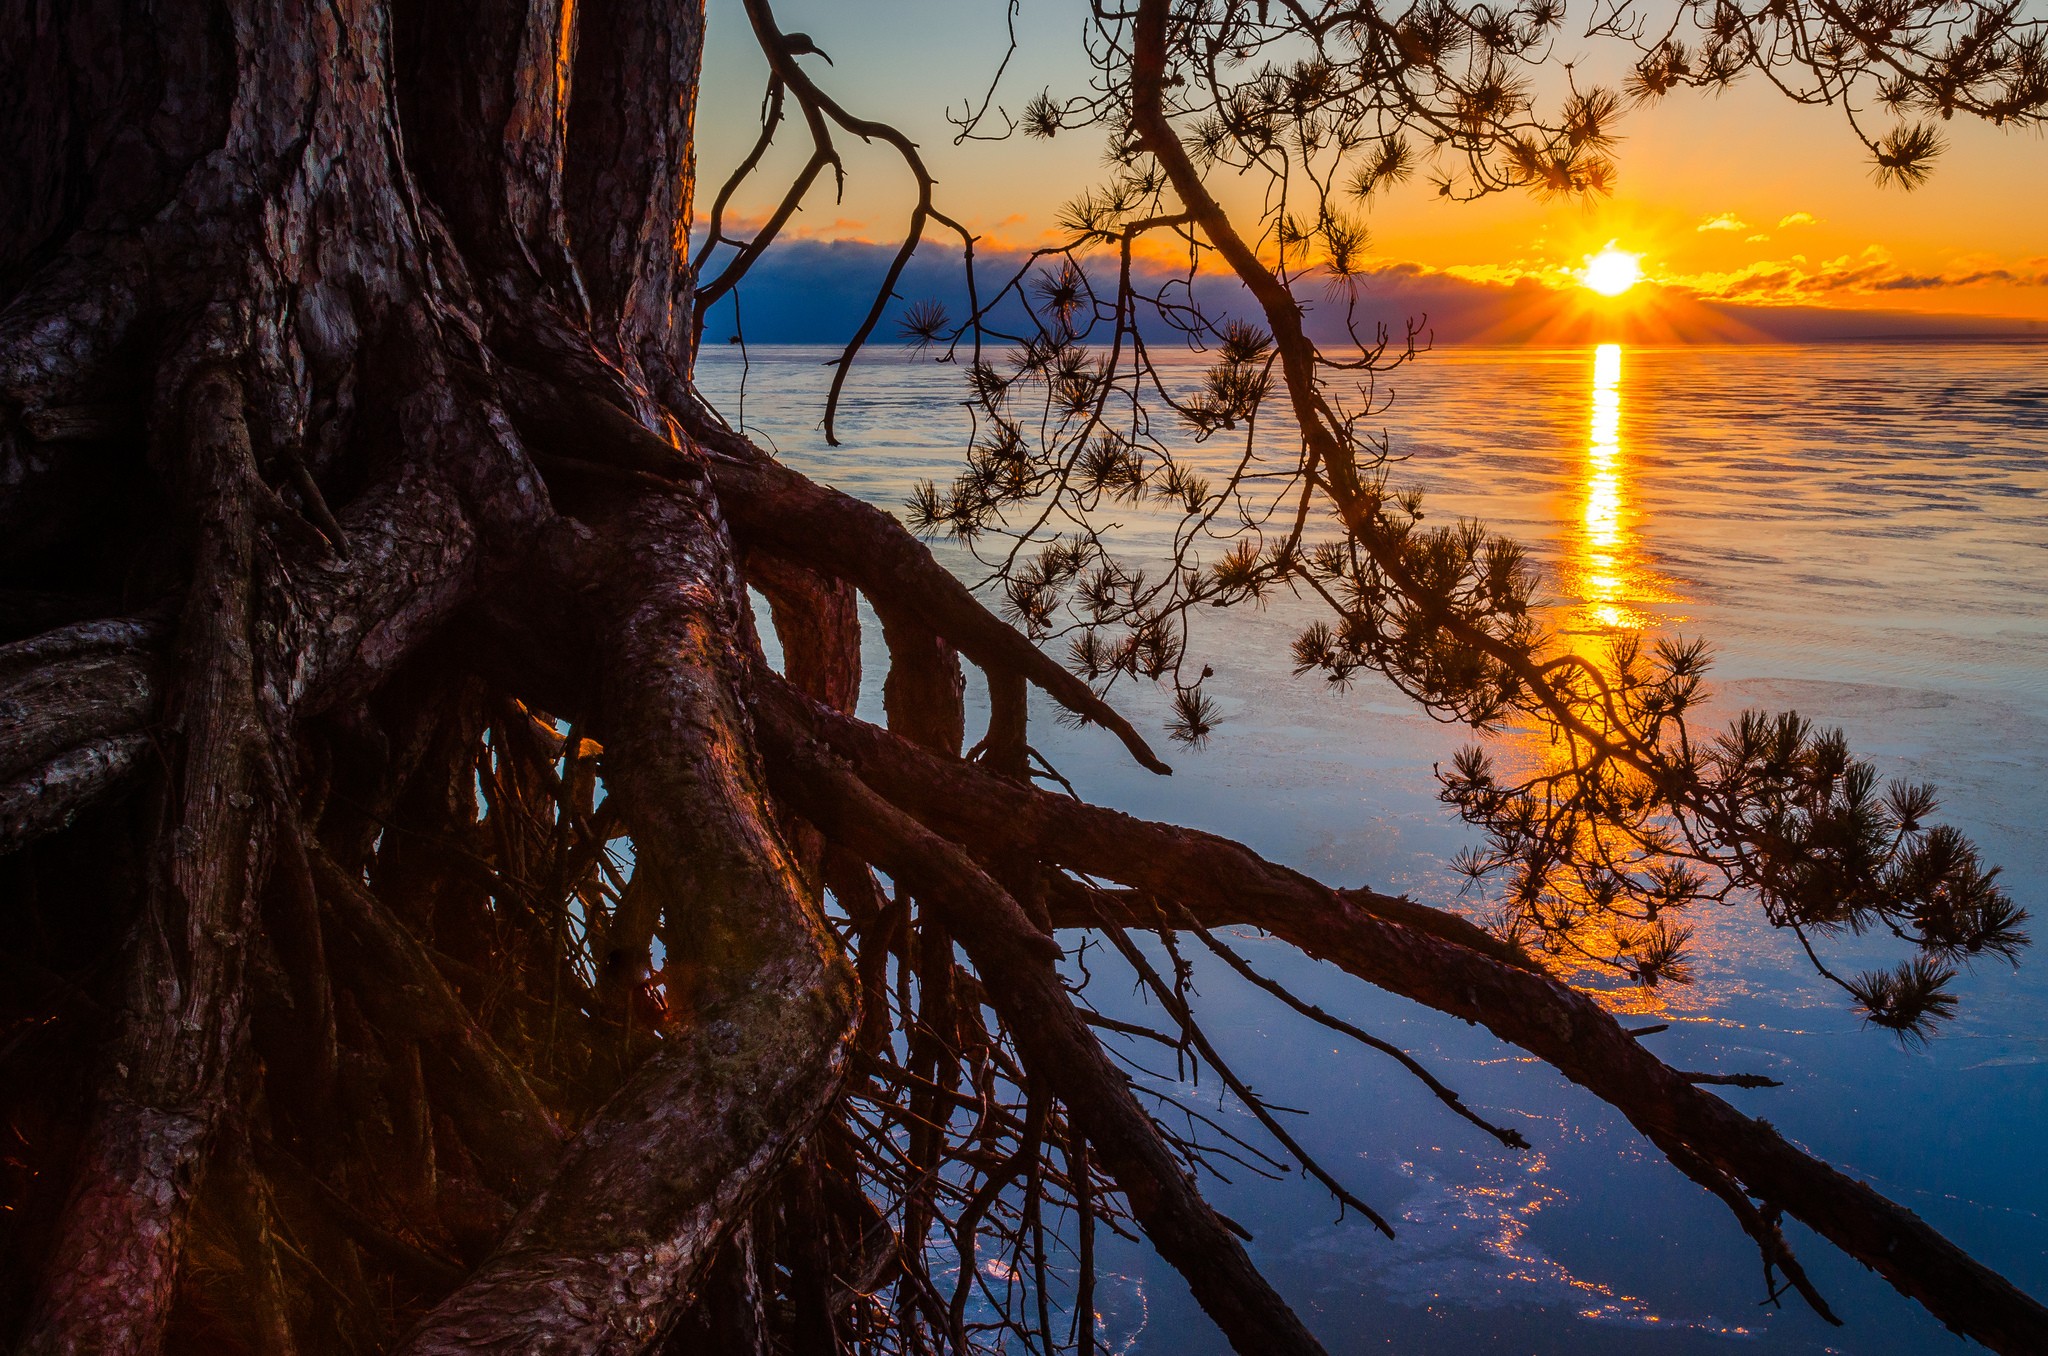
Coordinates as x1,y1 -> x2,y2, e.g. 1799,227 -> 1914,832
1581,245 -> 1644,297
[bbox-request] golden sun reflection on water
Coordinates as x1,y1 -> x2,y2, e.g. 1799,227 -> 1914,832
1515,345 -> 1702,1021
1562,344 -> 1678,639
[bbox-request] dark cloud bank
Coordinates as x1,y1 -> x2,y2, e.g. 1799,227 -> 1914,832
698,236 -> 2047,351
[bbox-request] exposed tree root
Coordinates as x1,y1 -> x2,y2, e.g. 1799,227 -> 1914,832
397,488 -> 853,1352
758,713 -> 1325,1356
24,365 -> 274,1354
0,1 -> 2040,1353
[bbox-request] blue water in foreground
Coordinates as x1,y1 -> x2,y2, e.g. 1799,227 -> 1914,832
697,341 -> 2048,1354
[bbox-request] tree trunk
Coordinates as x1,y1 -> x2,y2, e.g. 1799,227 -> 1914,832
0,2 -> 2042,1354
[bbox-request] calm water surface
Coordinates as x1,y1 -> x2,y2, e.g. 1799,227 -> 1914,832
698,342 -> 2048,1354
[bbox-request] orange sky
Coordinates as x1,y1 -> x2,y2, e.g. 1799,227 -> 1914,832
696,0 -> 2048,327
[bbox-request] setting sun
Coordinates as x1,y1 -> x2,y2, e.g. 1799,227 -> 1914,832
1581,246 -> 1644,296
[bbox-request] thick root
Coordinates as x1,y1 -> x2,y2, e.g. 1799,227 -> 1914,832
23,368 -> 272,1354
397,488 -> 854,1352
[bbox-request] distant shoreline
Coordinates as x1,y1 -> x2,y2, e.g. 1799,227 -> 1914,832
701,331 -> 2048,352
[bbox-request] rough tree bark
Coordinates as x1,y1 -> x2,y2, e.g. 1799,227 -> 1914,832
0,2 -> 2041,1355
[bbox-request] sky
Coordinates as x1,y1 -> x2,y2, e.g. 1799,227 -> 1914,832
693,0 -> 2048,342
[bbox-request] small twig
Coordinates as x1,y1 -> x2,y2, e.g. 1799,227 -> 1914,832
1174,908 -> 1531,1151
1682,1071 -> 1784,1089
1094,911 -> 1396,1236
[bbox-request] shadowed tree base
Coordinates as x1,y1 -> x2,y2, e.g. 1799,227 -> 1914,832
0,1 -> 2042,1354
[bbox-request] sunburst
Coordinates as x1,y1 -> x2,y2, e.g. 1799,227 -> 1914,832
1581,245 -> 1644,297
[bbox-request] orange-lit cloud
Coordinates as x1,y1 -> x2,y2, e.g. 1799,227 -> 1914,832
1665,245 -> 2048,304
1695,213 -> 1748,232
1441,260 -> 1574,288
704,209 -> 1043,254
1324,248 -> 2046,311
1778,211 -> 1819,228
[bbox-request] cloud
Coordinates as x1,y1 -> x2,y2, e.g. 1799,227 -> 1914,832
707,211 -> 883,246
690,231 -> 2047,347
1696,213 -> 1748,232
1778,212 -> 1818,228
1746,233 -> 1771,243
1442,260 -> 1572,288
1871,268 -> 2048,291
1665,244 -> 2048,304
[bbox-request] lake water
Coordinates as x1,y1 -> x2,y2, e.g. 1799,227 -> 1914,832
696,341 -> 2048,1354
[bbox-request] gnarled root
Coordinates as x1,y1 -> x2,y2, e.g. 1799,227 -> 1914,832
759,706 -> 1328,1356
22,367 -> 273,1354
397,488 -> 854,1352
